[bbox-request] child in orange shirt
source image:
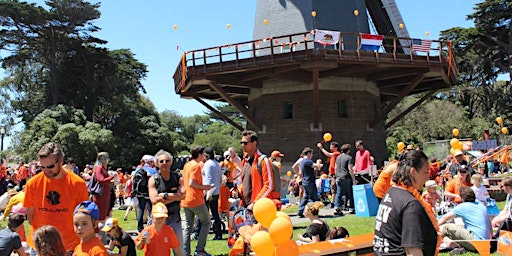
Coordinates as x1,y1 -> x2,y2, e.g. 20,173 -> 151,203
72,201 -> 109,256
135,202 -> 182,256
219,175 -> 231,216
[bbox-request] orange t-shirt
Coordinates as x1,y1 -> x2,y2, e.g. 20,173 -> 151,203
24,171 -> 89,250
181,160 -> 205,208
135,224 -> 180,256
329,151 -> 341,176
219,185 -> 230,213
373,160 -> 398,199
222,161 -> 237,183
445,178 -> 472,203
0,164 -> 6,180
17,165 -> 28,181
72,237 -> 109,256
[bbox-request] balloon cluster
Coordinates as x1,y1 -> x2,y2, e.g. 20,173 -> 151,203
449,138 -> 463,155
251,198 -> 299,256
497,117 -> 508,134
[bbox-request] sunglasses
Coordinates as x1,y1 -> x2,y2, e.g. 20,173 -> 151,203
240,141 -> 251,145
159,159 -> 171,164
459,170 -> 467,174
39,163 -> 56,169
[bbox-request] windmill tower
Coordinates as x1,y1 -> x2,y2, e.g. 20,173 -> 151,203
173,0 -> 456,167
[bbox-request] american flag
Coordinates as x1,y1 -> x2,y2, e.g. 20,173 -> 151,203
412,38 -> 432,52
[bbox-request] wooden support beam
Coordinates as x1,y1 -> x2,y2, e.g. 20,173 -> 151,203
313,68 -> 320,129
385,90 -> 436,129
208,82 -> 261,131
370,73 -> 425,128
194,97 -> 245,131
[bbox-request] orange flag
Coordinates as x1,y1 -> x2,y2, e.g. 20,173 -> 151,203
470,240 -> 490,255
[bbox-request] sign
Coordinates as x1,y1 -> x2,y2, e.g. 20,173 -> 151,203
472,140 -> 497,150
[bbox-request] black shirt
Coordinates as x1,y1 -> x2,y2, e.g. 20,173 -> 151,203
374,187 -> 437,256
111,231 -> 136,256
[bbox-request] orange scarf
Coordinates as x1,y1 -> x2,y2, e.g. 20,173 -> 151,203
396,184 -> 441,256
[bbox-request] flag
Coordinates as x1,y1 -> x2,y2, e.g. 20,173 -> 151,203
314,29 -> 340,46
412,38 -> 432,52
360,33 -> 383,51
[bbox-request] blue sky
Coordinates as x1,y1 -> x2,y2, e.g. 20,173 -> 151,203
82,0 -> 481,116
1,0 -> 481,147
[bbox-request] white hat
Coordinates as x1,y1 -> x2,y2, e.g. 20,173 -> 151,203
425,180 -> 437,188
142,155 -> 155,162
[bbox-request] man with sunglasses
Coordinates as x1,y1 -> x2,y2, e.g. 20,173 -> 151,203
23,142 -> 89,255
240,130 -> 280,211
148,150 -> 186,255
449,150 -> 474,177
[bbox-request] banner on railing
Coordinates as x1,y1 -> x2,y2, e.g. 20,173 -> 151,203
314,29 -> 340,46
360,33 -> 383,51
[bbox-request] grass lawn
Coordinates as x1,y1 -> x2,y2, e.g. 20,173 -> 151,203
1,201 -> 506,255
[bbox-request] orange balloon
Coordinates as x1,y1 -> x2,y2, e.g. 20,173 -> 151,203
172,24 -> 178,30
450,138 -> 459,147
502,127 -> 509,134
263,19 -> 269,25
251,231 -> 275,256
253,198 -> 277,228
399,23 -> 404,29
323,133 -> 332,142
275,239 -> 299,256
276,211 -> 291,222
269,217 -> 293,245
226,24 -> 231,29
286,171 -> 292,177
311,11 -> 317,17
497,117 -> 503,125
353,9 -> 359,16
450,148 -> 456,156
452,128 -> 459,137
453,141 -> 463,150
397,142 -> 405,151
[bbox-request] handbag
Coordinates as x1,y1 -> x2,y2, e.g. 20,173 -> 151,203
87,174 -> 103,196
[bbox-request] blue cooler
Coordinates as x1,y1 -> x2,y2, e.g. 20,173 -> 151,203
352,184 -> 379,217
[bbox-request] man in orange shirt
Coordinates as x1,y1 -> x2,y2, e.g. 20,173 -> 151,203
317,141 -> 341,208
240,130 -> 280,211
181,146 -> 212,256
23,142 -> 89,254
16,162 -> 28,188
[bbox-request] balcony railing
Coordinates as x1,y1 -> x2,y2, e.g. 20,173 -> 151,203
174,31 -> 457,94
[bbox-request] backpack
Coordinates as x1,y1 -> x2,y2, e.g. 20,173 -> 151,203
131,168 -> 148,197
256,154 -> 282,195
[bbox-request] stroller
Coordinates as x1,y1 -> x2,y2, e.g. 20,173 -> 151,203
227,207 -> 255,256
317,177 -> 332,206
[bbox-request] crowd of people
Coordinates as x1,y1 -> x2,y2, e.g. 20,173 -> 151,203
0,130 -> 357,256
3,133 -> 511,256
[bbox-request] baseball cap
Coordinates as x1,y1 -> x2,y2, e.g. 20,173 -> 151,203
152,202 -> 168,218
271,150 -> 284,158
454,150 -> 463,157
223,151 -> 230,158
425,180 -> 437,188
406,144 -> 414,150
74,201 -> 100,220
101,217 -> 119,232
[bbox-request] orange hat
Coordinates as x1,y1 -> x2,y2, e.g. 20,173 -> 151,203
271,150 -> 284,158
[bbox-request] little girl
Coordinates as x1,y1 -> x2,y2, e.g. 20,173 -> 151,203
422,180 -> 441,211
72,201 -> 109,256
471,174 -> 489,204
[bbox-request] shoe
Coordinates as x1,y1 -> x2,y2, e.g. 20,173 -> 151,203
211,235 -> 223,240
194,250 -> 212,256
334,211 -> 344,216
123,217 -> 127,221
348,209 -> 356,214
450,247 -> 466,255
190,233 -> 198,241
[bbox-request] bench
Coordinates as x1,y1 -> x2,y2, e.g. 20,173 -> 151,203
298,232 -> 374,256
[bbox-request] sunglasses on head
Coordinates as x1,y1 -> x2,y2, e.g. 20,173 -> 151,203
39,164 -> 56,169
159,159 -> 171,164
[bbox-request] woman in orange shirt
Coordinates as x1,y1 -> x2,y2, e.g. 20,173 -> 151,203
444,165 -> 472,203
